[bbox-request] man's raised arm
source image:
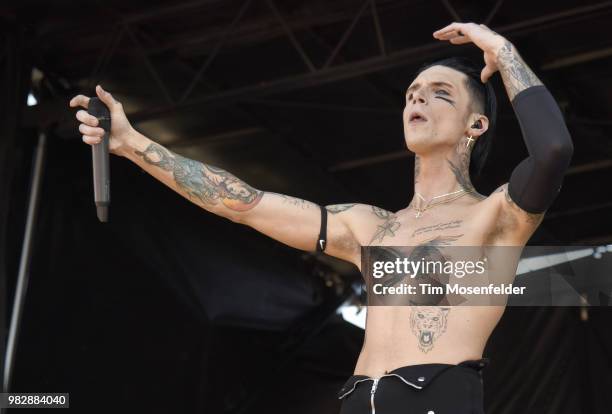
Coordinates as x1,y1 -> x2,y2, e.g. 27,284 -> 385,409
433,23 -> 574,241
495,39 -> 574,228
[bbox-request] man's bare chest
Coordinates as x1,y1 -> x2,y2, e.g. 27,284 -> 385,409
367,202 -> 499,247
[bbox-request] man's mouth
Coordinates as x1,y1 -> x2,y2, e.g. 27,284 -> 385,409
408,111 -> 428,124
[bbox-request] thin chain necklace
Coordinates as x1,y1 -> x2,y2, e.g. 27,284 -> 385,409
412,188 -> 467,218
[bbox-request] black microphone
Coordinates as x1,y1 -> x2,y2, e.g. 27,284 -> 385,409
87,97 -> 111,222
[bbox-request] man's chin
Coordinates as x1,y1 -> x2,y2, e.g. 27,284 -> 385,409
405,135 -> 428,153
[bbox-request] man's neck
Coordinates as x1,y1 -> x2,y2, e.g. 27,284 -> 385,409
412,151 -> 475,208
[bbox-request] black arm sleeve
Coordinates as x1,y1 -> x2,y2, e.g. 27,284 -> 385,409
507,85 -> 574,214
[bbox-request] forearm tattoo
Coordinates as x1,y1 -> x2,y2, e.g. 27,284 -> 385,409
273,193 -> 316,209
134,142 -> 263,211
497,40 -> 543,101
327,203 -> 357,214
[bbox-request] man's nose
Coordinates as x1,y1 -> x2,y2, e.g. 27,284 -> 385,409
411,91 -> 426,105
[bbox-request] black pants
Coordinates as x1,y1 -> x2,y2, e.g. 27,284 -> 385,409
337,358 -> 489,414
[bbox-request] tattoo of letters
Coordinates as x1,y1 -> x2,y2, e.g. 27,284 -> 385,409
412,221 -> 463,238
273,193 -> 315,209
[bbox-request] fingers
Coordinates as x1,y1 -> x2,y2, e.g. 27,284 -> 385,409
433,25 -> 468,45
70,86 -> 114,146
433,22 -> 466,38
433,23 -> 457,37
435,30 -> 461,40
69,85 -> 122,115
435,28 -> 471,45
76,107 -> 105,145
433,22 -> 480,39
82,135 -> 102,145
480,65 -> 495,83
95,84 -> 121,109
76,109 -> 99,126
449,36 -> 472,45
78,122 -> 105,137
69,94 -> 90,109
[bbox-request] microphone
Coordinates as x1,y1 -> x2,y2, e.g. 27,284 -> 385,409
87,97 -> 111,222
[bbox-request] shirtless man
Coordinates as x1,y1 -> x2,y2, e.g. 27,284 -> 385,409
70,22 -> 573,414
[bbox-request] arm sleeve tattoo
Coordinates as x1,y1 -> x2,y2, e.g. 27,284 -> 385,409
134,142 -> 263,212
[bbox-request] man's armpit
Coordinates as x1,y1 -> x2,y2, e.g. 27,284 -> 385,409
495,183 -> 545,227
325,203 -> 397,246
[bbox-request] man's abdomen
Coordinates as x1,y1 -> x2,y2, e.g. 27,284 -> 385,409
353,305 -> 504,377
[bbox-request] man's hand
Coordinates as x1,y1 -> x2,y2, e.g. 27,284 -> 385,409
69,84 -> 135,155
433,22 -> 507,83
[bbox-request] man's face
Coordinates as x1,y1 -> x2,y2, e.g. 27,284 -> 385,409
403,65 -> 472,153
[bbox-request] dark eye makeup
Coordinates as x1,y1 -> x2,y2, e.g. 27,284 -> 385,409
406,89 -> 454,105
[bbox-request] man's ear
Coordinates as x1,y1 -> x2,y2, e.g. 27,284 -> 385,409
468,114 -> 489,138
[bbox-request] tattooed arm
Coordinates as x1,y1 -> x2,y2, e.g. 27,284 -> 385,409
118,130 -> 374,266
118,130 -> 263,217
70,87 -> 391,265
496,41 -> 543,100
495,41 -> 573,243
433,22 -> 573,243
490,41 -> 547,241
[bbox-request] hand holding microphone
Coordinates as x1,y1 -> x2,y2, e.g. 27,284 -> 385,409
68,85 -> 135,221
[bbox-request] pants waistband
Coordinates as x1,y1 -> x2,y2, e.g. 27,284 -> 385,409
338,357 -> 490,400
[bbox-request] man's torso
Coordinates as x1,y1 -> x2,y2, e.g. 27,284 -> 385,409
351,191 -> 528,376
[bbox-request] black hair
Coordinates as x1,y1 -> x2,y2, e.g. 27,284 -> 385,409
415,56 -> 497,178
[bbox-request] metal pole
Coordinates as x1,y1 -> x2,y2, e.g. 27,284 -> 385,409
3,130 -> 47,393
